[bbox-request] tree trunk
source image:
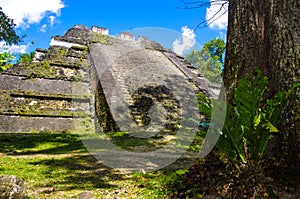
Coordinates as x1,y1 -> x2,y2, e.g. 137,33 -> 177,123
223,0 -> 299,164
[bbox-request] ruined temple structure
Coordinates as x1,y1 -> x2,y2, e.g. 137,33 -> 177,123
0,25 -> 218,133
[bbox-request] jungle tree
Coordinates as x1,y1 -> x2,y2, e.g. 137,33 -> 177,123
186,38 -> 226,84
0,7 -> 20,45
223,0 -> 299,164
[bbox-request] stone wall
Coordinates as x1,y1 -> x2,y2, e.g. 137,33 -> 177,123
0,27 -> 95,133
0,25 -> 216,133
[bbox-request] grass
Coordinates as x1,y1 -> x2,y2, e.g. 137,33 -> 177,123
104,131 -> 173,152
104,129 -> 206,152
130,170 -> 188,198
0,132 -> 87,155
0,132 -> 114,198
0,131 -> 205,198
4,130 -> 294,198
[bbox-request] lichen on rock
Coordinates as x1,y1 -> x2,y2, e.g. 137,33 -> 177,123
0,175 -> 26,199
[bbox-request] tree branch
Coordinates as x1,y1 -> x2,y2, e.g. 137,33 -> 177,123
178,0 -> 229,31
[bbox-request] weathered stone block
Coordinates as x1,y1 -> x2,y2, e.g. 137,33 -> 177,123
0,115 -> 82,133
0,75 -> 89,96
0,175 -> 26,199
118,32 -> 135,41
92,26 -> 109,35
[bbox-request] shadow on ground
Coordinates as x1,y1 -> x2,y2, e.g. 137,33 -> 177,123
0,133 -> 133,198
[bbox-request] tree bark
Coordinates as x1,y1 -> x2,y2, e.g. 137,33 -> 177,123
223,0 -> 299,164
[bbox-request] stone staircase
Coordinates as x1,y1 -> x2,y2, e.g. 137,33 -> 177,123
110,62 -> 145,127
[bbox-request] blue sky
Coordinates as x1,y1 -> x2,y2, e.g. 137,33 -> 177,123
0,0 -> 228,56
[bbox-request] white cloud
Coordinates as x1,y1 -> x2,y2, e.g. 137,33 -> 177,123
206,0 -> 228,30
0,0 -> 64,29
172,26 -> 196,56
40,24 -> 47,33
49,16 -> 56,27
0,41 -> 29,54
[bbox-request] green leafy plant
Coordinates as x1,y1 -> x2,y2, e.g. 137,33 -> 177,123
0,51 -> 14,73
17,52 -> 35,63
197,69 -> 299,165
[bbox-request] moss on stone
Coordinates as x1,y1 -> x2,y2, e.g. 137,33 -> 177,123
90,32 -> 113,45
3,89 -> 91,101
77,116 -> 95,133
3,98 -> 89,117
72,73 -> 85,82
56,47 -> 70,56
16,61 -> 57,78
45,46 -> 90,69
1,90 -> 91,117
10,109 -> 89,117
71,45 -> 89,52
0,91 -> 11,110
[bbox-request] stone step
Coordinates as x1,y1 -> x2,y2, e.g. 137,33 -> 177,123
128,99 -> 135,104
134,115 -> 143,119
131,112 -> 141,116
134,119 -> 143,125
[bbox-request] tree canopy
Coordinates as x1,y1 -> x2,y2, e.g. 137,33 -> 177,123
0,7 -> 21,45
185,38 -> 226,84
203,38 -> 226,64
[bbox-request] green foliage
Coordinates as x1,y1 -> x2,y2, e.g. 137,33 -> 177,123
0,7 -> 21,45
186,38 -> 225,84
17,52 -> 35,63
1,51 -> 35,73
203,38 -> 226,64
0,7 -> 27,73
197,69 -> 298,165
0,51 -> 14,73
197,92 -> 212,118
